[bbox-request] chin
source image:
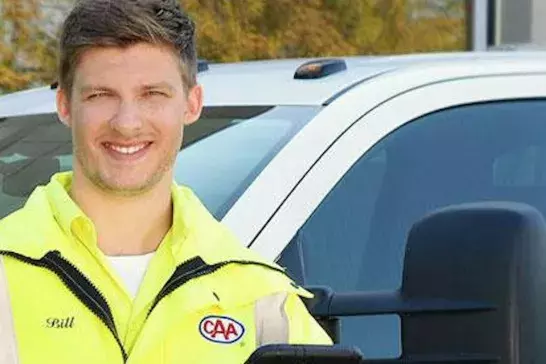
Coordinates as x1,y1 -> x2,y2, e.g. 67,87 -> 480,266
105,184 -> 154,196
96,176 -> 160,196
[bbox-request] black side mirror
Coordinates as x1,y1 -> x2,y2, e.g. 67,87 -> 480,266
306,201 -> 546,364
245,344 -> 363,364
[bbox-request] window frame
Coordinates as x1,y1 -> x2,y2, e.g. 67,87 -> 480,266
249,73 -> 546,259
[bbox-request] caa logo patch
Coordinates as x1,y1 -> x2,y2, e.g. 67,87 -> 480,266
199,315 -> 245,344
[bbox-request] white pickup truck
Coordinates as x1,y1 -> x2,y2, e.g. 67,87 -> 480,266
2,51 -> 546,363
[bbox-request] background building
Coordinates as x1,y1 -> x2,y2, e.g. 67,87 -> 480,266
472,0 -> 546,50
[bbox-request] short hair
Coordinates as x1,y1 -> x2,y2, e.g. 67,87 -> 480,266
58,0 -> 197,96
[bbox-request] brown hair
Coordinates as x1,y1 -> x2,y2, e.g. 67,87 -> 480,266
58,0 -> 197,96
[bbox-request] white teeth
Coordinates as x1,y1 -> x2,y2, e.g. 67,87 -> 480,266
108,143 -> 147,155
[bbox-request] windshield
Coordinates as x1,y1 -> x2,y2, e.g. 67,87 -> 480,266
0,106 -> 319,220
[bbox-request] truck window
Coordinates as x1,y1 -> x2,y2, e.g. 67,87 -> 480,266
278,99 -> 546,358
0,106 -> 319,219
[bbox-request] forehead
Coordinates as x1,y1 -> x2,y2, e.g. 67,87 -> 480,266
73,43 -> 184,87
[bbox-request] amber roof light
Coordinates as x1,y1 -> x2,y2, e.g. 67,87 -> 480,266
294,59 -> 347,79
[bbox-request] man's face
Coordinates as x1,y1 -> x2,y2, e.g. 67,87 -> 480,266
56,43 -> 203,195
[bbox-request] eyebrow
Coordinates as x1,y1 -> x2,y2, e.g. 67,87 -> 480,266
78,85 -> 115,95
141,82 -> 176,92
78,82 -> 176,95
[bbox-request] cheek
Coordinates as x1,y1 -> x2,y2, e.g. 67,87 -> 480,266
85,99 -> 118,122
71,108 -> 107,147
71,97 -> 118,128
153,107 -> 185,140
163,121 -> 184,149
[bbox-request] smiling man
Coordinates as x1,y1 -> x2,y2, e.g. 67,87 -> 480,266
0,1 -> 331,363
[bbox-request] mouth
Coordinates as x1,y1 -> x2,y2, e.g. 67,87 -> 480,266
102,141 -> 153,158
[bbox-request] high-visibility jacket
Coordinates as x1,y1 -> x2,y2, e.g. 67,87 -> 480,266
0,172 -> 332,364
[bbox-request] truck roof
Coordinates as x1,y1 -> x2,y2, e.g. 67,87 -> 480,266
2,50 -> 546,117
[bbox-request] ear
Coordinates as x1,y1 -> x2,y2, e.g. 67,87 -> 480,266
183,84 -> 204,126
56,87 -> 72,127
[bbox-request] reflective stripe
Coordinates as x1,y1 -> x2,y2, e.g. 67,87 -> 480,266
254,292 -> 289,346
0,257 -> 18,364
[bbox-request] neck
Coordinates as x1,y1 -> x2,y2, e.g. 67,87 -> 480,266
70,172 -> 173,256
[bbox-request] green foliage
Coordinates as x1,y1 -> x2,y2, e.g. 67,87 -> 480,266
183,0 -> 466,61
0,0 -> 58,93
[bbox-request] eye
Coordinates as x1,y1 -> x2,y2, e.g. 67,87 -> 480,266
145,90 -> 168,97
86,92 -> 109,100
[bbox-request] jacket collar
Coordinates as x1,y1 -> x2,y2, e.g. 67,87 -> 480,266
0,172 -> 281,270
0,173 -> 311,312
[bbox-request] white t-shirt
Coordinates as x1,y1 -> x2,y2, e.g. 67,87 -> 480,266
107,252 -> 155,298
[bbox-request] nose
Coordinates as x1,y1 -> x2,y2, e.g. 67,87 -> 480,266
109,100 -> 143,136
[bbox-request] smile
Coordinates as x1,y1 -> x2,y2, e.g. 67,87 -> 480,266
104,142 -> 151,155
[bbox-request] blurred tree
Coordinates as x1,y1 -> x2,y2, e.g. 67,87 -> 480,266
182,0 -> 466,62
0,0 -> 467,94
0,0 -> 58,93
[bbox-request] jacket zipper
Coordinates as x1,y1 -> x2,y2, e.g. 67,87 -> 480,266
147,256 -> 288,317
0,250 -> 128,363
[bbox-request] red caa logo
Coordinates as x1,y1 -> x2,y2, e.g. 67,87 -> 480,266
199,316 -> 245,344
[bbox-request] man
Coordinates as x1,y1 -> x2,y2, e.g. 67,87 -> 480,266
0,1 -> 332,363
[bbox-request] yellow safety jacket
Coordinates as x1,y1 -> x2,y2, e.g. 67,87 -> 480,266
0,172 -> 331,363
